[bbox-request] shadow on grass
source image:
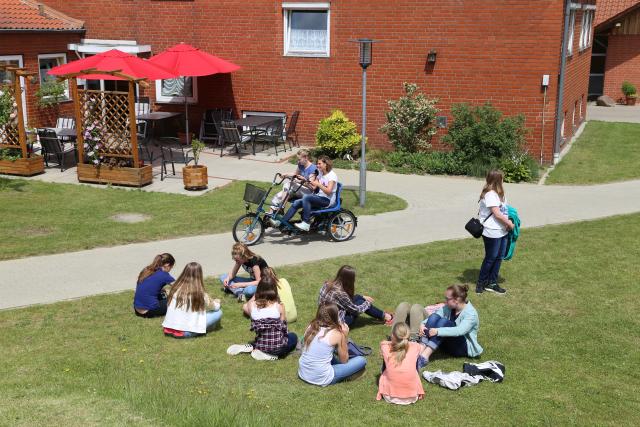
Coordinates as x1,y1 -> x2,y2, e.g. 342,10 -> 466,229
458,269 -> 506,285
0,178 -> 28,192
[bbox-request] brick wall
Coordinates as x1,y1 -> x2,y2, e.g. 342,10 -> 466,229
603,34 -> 640,102
561,5 -> 594,150
41,0 -> 594,164
0,32 -> 81,128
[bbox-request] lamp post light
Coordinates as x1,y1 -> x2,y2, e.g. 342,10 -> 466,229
350,38 -> 376,207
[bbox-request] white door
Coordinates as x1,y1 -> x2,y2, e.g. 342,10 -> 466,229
0,55 -> 28,126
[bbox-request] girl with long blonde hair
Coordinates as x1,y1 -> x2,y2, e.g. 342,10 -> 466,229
377,322 -> 425,405
220,242 -> 269,302
162,262 -> 222,338
298,303 -> 367,386
133,253 -> 175,318
476,170 -> 513,294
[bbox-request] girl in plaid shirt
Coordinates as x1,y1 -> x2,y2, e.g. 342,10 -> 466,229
227,274 -> 297,361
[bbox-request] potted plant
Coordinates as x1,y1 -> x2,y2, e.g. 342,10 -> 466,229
183,138 -> 208,190
621,81 -> 637,106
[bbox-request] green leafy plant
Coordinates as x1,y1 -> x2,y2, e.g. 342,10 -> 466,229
315,110 -> 362,158
442,103 -> 529,177
0,90 -> 13,125
380,82 -> 439,152
0,148 -> 22,161
191,138 -> 206,165
35,80 -> 67,108
621,81 -> 637,97
500,152 -> 539,183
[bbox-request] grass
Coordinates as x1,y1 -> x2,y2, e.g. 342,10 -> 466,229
546,121 -> 640,184
1,213 -> 639,426
0,178 -> 406,260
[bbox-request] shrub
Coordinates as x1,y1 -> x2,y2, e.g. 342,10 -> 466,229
315,110 -> 362,158
621,81 -> 637,97
35,80 -> 67,108
384,150 -> 464,175
442,103 -> 528,172
380,82 -> 439,152
0,90 -> 13,125
500,152 -> 539,183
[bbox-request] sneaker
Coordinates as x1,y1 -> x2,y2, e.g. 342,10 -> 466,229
475,284 -> 485,294
226,343 -> 253,355
485,283 -> 507,294
237,294 -> 246,303
251,349 -> 278,361
295,221 -> 310,232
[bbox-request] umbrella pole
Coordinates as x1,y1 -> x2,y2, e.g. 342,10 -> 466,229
183,76 -> 190,144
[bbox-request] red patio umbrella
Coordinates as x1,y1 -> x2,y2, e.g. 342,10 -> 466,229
48,49 -> 176,80
149,43 -> 241,140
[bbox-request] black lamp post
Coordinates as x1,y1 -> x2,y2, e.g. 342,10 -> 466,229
350,38 -> 376,207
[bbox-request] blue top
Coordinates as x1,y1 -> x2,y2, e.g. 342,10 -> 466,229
424,301 -> 483,357
297,162 -> 317,180
133,269 -> 175,310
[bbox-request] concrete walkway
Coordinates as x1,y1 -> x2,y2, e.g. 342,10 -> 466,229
587,104 -> 640,123
2,157 -> 640,310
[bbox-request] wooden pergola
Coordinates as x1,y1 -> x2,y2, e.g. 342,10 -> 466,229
0,65 -> 44,176
56,69 -> 153,187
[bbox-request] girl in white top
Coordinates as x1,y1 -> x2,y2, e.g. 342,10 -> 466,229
298,303 -> 367,386
162,262 -> 222,338
476,170 -> 514,295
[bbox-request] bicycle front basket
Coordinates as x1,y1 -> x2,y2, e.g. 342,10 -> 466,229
243,183 -> 268,205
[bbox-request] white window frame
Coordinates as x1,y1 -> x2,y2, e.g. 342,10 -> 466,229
155,77 -> 198,104
38,53 -> 70,100
0,55 -> 27,125
567,9 -> 576,56
579,10 -> 594,51
241,110 -> 287,133
283,2 -> 330,58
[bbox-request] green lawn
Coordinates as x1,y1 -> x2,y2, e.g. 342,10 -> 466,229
1,214 -> 639,426
546,121 -> 640,184
0,178 -> 406,260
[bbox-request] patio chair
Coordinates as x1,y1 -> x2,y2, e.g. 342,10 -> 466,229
199,111 -> 219,145
56,117 -> 76,143
219,119 -> 252,158
135,96 -> 151,126
136,121 -> 154,166
158,137 -> 194,180
261,120 -> 285,155
284,110 -> 299,149
38,128 -> 76,172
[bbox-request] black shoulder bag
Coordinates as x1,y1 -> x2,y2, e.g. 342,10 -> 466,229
465,212 -> 493,239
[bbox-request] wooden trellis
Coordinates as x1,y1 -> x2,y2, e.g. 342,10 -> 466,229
57,69 -> 152,186
0,65 -> 44,176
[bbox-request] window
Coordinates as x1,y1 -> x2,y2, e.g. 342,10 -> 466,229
0,55 -> 27,125
580,10 -> 594,50
155,77 -> 197,103
567,9 -> 576,56
573,101 -> 577,126
580,95 -> 584,118
561,113 -> 567,138
38,53 -> 69,99
283,2 -> 330,57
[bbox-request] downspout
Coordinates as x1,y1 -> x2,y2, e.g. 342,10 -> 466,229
554,0 -> 573,164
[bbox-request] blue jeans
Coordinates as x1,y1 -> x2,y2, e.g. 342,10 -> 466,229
183,309 -> 223,338
343,294 -> 386,326
282,194 -> 331,224
477,234 -> 508,286
219,274 -> 257,298
421,314 -> 468,357
330,355 -> 367,384
268,332 -> 298,358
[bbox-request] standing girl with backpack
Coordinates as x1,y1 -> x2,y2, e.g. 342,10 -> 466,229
162,262 -> 222,338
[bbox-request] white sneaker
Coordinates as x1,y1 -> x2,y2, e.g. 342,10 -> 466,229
295,221 -> 310,232
251,349 -> 278,361
226,343 -> 253,355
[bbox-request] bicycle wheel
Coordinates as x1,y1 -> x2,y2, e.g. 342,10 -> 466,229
232,214 -> 264,245
327,210 -> 356,242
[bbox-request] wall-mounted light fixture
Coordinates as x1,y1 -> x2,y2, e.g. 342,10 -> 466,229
427,49 -> 437,64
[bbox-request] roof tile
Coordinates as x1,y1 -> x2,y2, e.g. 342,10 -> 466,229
595,0 -> 640,27
0,0 -> 84,31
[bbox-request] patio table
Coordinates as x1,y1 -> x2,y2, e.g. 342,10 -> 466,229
234,115 -> 281,155
137,112 -> 182,145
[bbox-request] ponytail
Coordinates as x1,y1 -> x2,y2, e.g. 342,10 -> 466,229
137,253 -> 175,284
390,322 -> 411,366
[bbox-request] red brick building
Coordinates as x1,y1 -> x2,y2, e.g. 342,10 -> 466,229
6,0 -> 597,164
591,0 -> 640,102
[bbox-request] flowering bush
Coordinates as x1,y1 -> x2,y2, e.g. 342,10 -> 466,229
83,123 -> 104,166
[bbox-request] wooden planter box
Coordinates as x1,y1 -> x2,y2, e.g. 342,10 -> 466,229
183,165 -> 208,190
0,156 -> 44,176
77,163 -> 152,187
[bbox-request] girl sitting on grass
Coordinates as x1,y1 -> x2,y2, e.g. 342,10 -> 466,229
242,267 -> 297,323
298,303 -> 367,386
220,243 -> 268,302
162,262 -> 222,338
377,322 -> 426,405
227,274 -> 297,361
133,253 -> 175,318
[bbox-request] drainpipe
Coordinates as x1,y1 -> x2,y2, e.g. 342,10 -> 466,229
554,0 -> 572,164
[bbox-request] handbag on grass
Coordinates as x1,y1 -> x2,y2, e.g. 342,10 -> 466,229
347,339 -> 372,358
465,212 -> 493,238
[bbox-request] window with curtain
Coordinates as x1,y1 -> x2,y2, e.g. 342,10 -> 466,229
580,10 -> 594,50
567,10 -> 576,56
155,77 -> 197,103
283,4 -> 329,57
